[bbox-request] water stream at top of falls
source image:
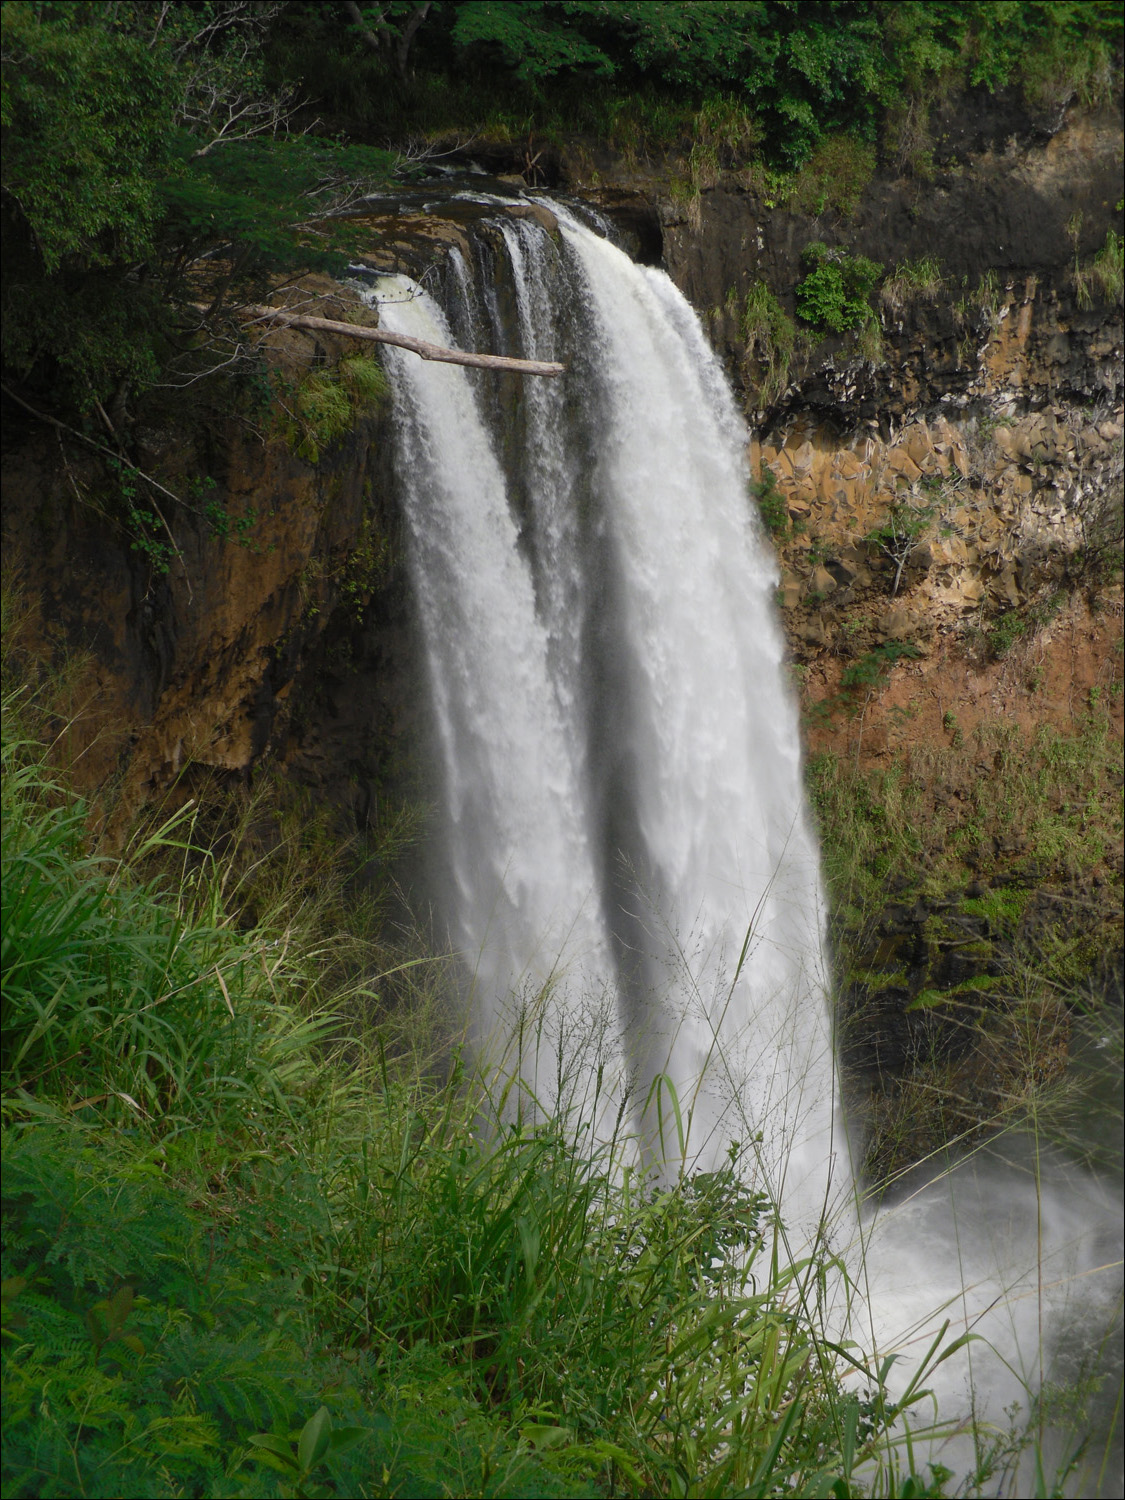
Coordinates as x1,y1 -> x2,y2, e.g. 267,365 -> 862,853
367,201 -> 1122,1490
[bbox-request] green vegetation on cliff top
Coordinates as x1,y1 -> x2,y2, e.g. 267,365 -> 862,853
285,1 -> 1121,157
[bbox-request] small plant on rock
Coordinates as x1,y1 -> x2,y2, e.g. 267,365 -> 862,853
285,354 -> 390,465
740,280 -> 797,406
751,465 -> 789,537
796,242 -> 882,334
866,495 -> 937,595
881,256 -> 944,312
840,639 -> 922,695
1080,228 -> 1125,306
988,609 -> 1027,658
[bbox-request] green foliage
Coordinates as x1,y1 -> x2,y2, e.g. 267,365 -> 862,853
879,0 -> 1121,101
694,92 -> 760,165
285,356 -> 389,465
1017,5 -> 1119,111
0,3 -> 173,274
840,640 -> 922,695
337,520 -> 395,622
2,1123 -> 293,1497
739,280 -> 797,406
157,136 -> 397,288
865,496 -> 939,595
751,465 -> 790,538
786,135 -> 877,218
808,705 -> 1121,1191
0,4 -> 397,415
1081,229 -> 1125,307
276,0 -> 1121,175
337,354 -> 390,407
293,372 -> 353,465
960,886 -> 1030,936
0,252 -> 171,418
796,243 -> 883,334
809,714 -> 1123,926
0,732 -> 333,1128
249,1406 -> 368,1496
2,696 -> 986,1499
988,610 -> 1028,658
881,256 -> 944,312
450,2 -> 617,83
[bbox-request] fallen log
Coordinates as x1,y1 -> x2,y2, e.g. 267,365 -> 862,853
234,304 -> 566,377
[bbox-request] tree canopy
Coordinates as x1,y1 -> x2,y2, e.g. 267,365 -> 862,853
319,0 -> 1121,154
1,1 -> 396,416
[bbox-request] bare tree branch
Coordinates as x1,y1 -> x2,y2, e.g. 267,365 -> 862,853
169,2 -> 285,62
231,304 -> 567,376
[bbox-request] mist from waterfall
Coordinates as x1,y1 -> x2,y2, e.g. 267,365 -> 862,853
369,204 -> 1121,1491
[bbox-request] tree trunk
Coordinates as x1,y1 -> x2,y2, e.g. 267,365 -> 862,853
342,1 -> 387,53
396,2 -> 431,78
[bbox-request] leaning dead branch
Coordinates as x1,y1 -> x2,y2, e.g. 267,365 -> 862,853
235,304 -> 566,376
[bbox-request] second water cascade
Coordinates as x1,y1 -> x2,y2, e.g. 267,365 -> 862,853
370,201 -> 1121,1490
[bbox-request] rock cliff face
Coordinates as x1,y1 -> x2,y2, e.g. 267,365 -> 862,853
1,291 -> 415,839
2,92 -> 1121,906
647,102 -> 1123,765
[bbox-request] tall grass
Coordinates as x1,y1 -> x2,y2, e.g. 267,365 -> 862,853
1,750 -> 336,1132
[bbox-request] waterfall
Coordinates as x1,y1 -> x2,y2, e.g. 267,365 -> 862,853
373,209 -> 844,1231
370,201 -> 1121,1488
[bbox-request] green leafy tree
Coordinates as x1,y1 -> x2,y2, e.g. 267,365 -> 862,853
450,0 -> 616,81
0,4 -> 174,273
1,2 -> 396,417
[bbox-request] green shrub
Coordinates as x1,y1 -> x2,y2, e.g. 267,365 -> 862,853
795,243 -> 883,333
751,466 -> 789,537
840,640 -> 921,695
988,610 -> 1027,658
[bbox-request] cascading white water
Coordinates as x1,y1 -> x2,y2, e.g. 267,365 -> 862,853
371,205 -> 1121,1489
374,211 -> 845,1232
369,275 -> 621,1135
